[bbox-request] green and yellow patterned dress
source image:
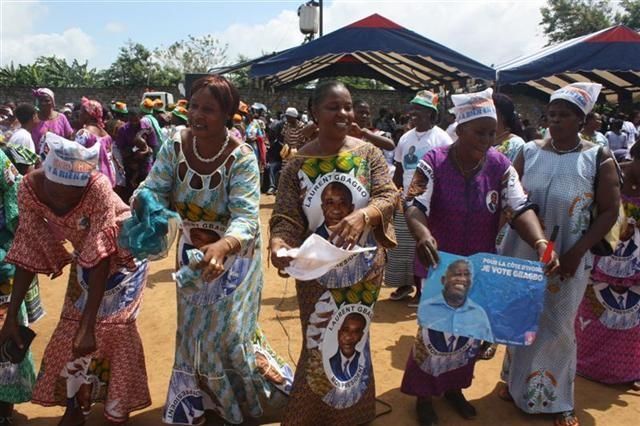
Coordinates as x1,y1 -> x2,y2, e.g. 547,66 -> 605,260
0,149 -> 38,404
270,143 -> 397,425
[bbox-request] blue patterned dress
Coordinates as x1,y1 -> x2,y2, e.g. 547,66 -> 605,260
500,142 -> 599,414
140,136 -> 291,425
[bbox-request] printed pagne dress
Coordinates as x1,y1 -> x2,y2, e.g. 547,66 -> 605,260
270,143 -> 397,425
576,194 -> 640,384
0,151 -> 38,404
139,137 -> 292,425
500,142 -> 599,414
5,173 -> 150,422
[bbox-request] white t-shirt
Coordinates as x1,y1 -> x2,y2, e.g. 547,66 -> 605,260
8,128 -> 36,153
394,126 -> 453,194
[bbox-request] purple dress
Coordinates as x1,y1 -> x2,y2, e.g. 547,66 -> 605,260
400,145 -> 529,397
31,113 -> 73,153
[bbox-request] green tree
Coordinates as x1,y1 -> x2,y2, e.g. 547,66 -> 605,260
154,34 -> 228,74
0,56 -> 104,87
336,76 -> 391,90
104,41 -> 181,87
618,0 -> 640,30
227,54 -> 252,89
540,0 -> 613,45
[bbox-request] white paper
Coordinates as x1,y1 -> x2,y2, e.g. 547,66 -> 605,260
276,234 -> 375,281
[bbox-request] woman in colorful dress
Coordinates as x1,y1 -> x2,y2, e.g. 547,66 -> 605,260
75,97 -> 117,187
31,88 -> 73,153
0,134 -> 151,425
575,141 -> 640,388
500,83 -> 620,426
0,150 -> 42,424
400,88 -> 555,426
269,81 -> 397,425
136,75 -> 291,426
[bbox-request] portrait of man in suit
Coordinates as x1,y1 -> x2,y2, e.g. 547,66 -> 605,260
329,312 -> 366,382
599,285 -> 640,311
315,182 -> 355,240
420,259 -> 493,342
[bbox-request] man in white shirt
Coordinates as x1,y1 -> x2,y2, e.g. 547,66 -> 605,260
393,91 -> 453,194
8,103 -> 37,153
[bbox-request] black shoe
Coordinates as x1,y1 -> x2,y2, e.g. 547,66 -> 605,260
416,398 -> 438,426
444,390 -> 477,419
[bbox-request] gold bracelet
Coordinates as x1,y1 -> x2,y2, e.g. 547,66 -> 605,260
222,237 -> 237,253
534,239 -> 548,248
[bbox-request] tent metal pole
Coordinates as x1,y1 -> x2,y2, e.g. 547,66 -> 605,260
319,0 -> 324,37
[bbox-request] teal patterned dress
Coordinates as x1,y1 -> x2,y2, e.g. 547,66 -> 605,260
139,136 -> 292,425
0,150 -> 37,404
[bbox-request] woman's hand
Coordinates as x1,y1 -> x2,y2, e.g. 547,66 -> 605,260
558,247 -> 584,280
270,238 -> 294,274
536,242 -> 560,276
73,325 -> 96,358
348,123 -> 365,139
416,232 -> 439,269
0,316 -> 23,352
329,210 -> 367,249
197,241 -> 230,282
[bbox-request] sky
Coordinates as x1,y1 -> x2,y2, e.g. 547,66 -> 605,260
0,0 -> 550,71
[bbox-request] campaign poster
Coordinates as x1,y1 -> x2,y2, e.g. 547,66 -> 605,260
418,251 -> 547,345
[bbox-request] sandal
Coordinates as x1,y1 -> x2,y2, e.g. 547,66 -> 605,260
498,385 -> 513,402
632,381 -> 640,391
554,411 -> 580,426
390,285 -> 413,301
478,342 -> 498,360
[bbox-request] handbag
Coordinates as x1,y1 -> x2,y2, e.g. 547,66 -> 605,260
590,146 -> 625,256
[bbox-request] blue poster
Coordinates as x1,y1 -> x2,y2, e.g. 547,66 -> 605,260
418,251 -> 547,345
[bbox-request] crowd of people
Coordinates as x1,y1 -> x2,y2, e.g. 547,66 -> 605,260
0,76 -> 637,426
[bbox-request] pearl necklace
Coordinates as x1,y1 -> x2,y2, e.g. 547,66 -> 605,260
550,138 -> 581,154
192,130 -> 229,163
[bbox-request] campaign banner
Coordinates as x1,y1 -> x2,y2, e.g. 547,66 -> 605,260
418,251 -> 547,345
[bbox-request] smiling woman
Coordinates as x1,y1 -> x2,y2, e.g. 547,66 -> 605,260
135,75 -> 292,426
269,81 -> 398,425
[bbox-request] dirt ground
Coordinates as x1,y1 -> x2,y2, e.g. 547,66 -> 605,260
12,195 -> 640,425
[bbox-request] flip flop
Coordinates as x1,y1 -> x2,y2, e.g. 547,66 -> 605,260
478,342 -> 498,360
554,411 -> 580,426
390,285 -> 413,301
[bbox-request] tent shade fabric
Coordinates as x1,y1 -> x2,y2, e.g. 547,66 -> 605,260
250,14 -> 495,90
497,25 -> 640,98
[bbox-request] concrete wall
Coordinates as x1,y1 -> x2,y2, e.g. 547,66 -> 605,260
0,86 -> 412,117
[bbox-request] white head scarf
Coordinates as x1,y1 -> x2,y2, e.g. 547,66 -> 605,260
451,88 -> 497,125
549,82 -> 602,115
42,133 -> 99,187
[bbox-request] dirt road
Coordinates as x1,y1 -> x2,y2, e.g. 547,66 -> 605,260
14,195 -> 640,425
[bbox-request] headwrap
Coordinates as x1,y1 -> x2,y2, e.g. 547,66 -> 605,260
32,88 -> 55,105
410,90 -> 438,113
140,98 -> 155,114
285,107 -> 299,118
549,82 -> 602,115
42,132 -> 99,187
232,114 -> 243,123
153,99 -> 165,112
172,106 -> 188,122
451,88 -> 497,125
238,101 -> 249,115
111,101 -> 128,114
81,97 -> 104,128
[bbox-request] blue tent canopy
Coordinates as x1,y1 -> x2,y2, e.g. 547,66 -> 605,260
250,14 -> 495,90
497,25 -> 640,98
